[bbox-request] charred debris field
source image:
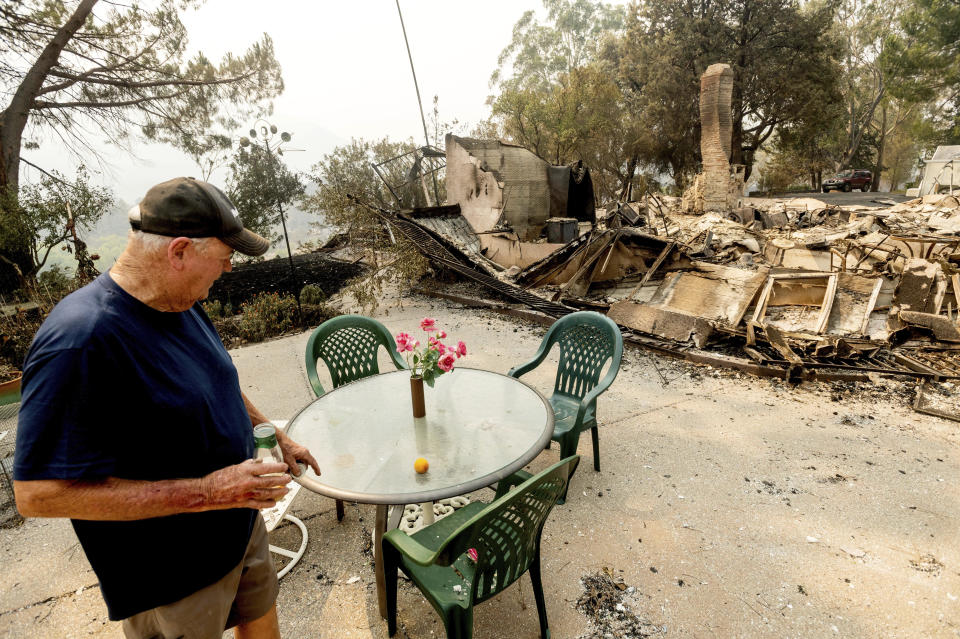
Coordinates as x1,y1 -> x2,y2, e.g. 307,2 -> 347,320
207,251 -> 364,309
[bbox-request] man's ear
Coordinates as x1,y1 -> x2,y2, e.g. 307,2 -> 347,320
167,237 -> 192,271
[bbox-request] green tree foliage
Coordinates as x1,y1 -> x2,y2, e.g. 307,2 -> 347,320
0,0 -> 283,290
226,143 -> 306,249
881,107 -> 929,190
766,0 -> 938,192
489,0 -> 635,202
492,63 -> 638,202
833,0 -> 898,170
491,0 -> 625,91
301,138 -> 430,310
614,0 -> 842,184
303,137 -> 427,235
828,0 -> 932,191
888,0 -> 960,143
0,166 -> 113,291
768,125 -> 841,191
179,133 -> 235,181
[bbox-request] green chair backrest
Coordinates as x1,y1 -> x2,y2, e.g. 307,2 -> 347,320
439,456 -> 577,604
546,311 -> 622,401
304,314 -> 407,396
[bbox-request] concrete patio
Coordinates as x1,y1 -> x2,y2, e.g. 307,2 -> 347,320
1,288 -> 957,638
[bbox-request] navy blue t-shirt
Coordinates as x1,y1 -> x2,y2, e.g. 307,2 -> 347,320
14,272 -> 256,620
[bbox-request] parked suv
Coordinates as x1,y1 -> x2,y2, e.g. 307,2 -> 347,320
822,170 -> 872,192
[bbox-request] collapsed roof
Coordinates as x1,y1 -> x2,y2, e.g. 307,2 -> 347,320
388,192 -> 960,413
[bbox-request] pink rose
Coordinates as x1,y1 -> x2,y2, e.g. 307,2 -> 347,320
438,352 -> 457,372
428,337 -> 446,354
436,330 -> 447,338
395,332 -> 414,352
467,548 -> 478,562
456,341 -> 467,357
420,317 -> 436,332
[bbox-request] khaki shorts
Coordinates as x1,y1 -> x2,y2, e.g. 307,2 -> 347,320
122,514 -> 279,639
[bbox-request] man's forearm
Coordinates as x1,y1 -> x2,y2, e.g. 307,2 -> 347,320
14,477 -> 206,520
14,459 -> 291,520
242,391 -> 270,427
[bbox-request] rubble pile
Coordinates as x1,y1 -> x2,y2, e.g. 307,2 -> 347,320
575,571 -> 664,638
557,193 -> 958,391
371,61 -> 956,421
389,192 -> 959,421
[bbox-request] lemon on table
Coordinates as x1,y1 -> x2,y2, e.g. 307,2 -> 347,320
414,457 -> 429,474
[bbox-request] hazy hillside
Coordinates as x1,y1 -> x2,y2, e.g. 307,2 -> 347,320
47,200 -> 334,274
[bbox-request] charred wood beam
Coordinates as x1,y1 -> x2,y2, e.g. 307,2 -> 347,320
627,242 -> 676,301
409,287 -> 872,382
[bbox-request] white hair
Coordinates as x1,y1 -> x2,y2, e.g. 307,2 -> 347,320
128,230 -> 218,256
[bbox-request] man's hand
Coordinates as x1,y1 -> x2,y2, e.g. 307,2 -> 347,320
275,429 -> 321,477
199,459 -> 291,510
240,392 -> 320,478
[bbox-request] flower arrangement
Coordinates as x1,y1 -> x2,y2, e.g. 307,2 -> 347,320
396,317 -> 467,387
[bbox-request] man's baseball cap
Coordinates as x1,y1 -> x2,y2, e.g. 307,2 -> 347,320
129,177 -> 269,257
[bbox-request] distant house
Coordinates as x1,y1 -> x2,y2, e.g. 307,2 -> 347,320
906,145 -> 960,197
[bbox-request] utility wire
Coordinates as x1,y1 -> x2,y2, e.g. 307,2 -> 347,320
395,0 -> 441,205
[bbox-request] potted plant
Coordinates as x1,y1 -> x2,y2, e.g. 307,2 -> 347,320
0,371 -> 22,406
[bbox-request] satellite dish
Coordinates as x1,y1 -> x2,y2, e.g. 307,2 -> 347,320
239,137 -> 250,147
270,124 -> 278,134
249,129 -> 257,138
281,132 -> 291,142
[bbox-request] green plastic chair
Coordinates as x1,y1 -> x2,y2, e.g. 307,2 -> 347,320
304,314 -> 407,520
508,311 -> 622,498
305,314 -> 407,397
382,456 -> 578,639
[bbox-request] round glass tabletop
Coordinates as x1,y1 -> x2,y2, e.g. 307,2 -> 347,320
286,368 -> 554,504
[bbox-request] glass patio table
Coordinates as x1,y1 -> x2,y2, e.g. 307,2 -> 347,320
286,367 -> 554,618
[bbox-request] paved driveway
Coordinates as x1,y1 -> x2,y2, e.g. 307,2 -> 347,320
1,286 -> 957,638
773,191 -> 912,206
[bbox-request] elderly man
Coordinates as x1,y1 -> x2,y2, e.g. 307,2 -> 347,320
13,177 -> 319,639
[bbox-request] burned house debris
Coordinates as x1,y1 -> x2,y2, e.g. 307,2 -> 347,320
367,69 -> 959,422
392,190 -> 960,410
445,134 -> 595,268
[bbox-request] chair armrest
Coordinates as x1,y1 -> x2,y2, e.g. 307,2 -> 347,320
387,346 -> 409,372
304,330 -> 327,397
508,342 -> 552,378
305,361 -> 327,397
493,469 -> 533,500
382,528 -> 439,567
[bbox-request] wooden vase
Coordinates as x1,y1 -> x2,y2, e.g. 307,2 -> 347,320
410,376 -> 426,418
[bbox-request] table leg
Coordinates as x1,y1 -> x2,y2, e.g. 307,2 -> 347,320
374,504 -> 389,619
421,501 -> 435,526
387,504 -> 404,530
